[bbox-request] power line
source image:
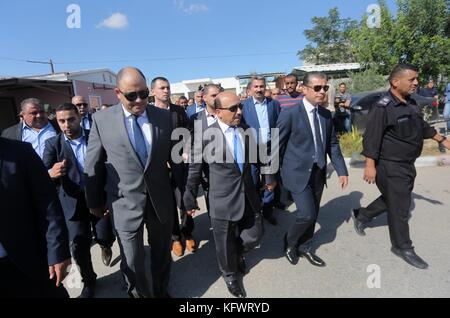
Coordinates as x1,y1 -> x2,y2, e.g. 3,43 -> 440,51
0,51 -> 297,66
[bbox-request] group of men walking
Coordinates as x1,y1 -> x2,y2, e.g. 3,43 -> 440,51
1,63 -> 449,299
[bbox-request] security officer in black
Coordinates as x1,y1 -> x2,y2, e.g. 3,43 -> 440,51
351,64 -> 450,269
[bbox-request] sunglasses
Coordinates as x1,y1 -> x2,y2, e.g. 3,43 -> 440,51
218,103 -> 243,113
75,103 -> 88,107
306,85 -> 329,92
119,89 -> 150,102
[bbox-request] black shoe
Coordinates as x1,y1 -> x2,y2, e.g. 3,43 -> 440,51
79,283 -> 96,298
238,255 -> 249,275
101,246 -> 113,266
264,214 -> 278,226
351,209 -> 367,237
439,144 -> 446,153
298,251 -> 326,267
226,280 -> 245,298
283,234 -> 299,265
391,247 -> 428,269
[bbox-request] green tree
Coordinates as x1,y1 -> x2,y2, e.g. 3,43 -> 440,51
351,0 -> 450,83
298,7 -> 358,64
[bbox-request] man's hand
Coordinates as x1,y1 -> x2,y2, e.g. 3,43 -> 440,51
363,166 -> 377,184
49,258 -> 71,287
49,160 -> 67,179
89,207 -> 106,218
186,209 -> 197,217
265,181 -> 277,192
441,138 -> 450,150
338,176 -> 349,189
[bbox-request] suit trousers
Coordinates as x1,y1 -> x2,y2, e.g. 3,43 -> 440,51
210,199 -> 261,283
0,257 -> 69,298
251,164 -> 275,217
357,160 -> 415,250
287,164 -> 325,252
115,197 -> 173,298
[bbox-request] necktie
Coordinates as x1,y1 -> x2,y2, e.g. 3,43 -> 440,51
132,115 -> 148,167
233,128 -> 244,173
312,108 -> 325,169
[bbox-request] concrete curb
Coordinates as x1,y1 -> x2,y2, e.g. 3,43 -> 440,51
343,155 -> 450,168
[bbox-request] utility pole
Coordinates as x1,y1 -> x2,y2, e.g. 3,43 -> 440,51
26,59 -> 55,74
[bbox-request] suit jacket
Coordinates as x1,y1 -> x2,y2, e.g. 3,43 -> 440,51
1,120 -> 61,141
186,103 -> 205,119
276,101 -> 348,194
42,130 -> 90,221
0,137 -> 70,280
242,97 -> 281,144
183,121 -> 275,222
84,104 -> 176,232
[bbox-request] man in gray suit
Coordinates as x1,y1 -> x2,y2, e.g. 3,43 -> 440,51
184,92 -> 276,298
84,67 -> 175,298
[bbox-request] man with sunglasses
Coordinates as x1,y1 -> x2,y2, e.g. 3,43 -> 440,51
184,92 -> 276,298
84,67 -> 176,298
72,96 -> 92,132
276,72 -> 348,267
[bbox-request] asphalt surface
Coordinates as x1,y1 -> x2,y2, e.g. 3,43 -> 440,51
65,165 -> 450,298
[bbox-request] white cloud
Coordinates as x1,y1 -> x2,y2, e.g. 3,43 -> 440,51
174,0 -> 209,15
97,13 -> 129,29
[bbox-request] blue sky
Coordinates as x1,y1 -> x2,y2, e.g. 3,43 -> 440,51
0,0 -> 397,83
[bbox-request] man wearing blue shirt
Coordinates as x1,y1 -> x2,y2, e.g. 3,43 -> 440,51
43,103 -> 115,298
1,98 -> 58,159
186,90 -> 206,118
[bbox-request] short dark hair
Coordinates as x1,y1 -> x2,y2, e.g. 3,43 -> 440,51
339,82 -> 347,87
203,84 -> 222,96
303,72 -> 328,87
388,63 -> 418,85
150,76 -> 169,89
55,103 -> 79,114
178,96 -> 188,101
214,97 -> 223,110
284,73 -> 298,82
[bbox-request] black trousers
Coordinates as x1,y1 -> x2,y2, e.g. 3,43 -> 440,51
171,164 -> 195,241
358,160 -> 415,250
0,257 -> 69,298
210,199 -> 261,283
287,164 -> 325,252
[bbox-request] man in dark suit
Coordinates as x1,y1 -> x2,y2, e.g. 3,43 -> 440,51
43,103 -> 115,298
186,90 -> 206,118
242,76 -> 281,225
187,84 -> 222,217
150,76 -> 195,257
276,72 -> 349,267
1,97 -> 60,159
0,137 -> 71,298
84,67 -> 176,298
72,96 -> 93,132
184,92 -> 276,298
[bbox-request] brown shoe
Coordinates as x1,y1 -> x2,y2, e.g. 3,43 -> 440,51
172,240 -> 184,257
185,238 -> 197,253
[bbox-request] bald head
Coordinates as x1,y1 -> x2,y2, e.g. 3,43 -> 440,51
115,67 -> 149,115
214,91 -> 242,126
116,67 -> 147,90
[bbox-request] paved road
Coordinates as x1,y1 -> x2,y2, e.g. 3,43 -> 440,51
65,165 -> 450,298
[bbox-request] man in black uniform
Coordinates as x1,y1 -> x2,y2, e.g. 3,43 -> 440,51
352,64 -> 450,269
